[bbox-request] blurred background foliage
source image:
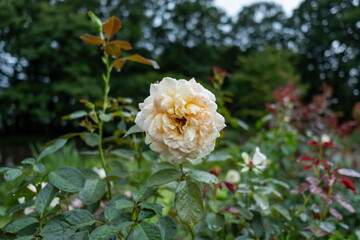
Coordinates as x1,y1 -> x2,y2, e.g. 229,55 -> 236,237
0,0 -> 359,163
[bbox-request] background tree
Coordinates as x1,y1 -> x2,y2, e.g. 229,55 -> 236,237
291,0 -> 360,118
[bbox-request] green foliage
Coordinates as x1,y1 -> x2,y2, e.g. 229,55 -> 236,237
175,181 -> 204,227
227,47 -> 300,119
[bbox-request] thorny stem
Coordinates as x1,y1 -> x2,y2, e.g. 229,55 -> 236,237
97,33 -> 113,199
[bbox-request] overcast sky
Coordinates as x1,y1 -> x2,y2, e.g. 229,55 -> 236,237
214,0 -> 304,17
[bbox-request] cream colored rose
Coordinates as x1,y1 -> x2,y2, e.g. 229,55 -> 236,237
135,77 -> 226,163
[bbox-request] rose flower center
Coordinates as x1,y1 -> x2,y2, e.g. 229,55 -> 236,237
174,116 -> 187,133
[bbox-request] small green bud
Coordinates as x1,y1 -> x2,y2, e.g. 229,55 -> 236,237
88,11 -> 103,34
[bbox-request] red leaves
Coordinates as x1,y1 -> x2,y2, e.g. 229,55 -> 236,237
110,40 -> 132,50
304,164 -> 313,170
105,43 -> 122,58
338,177 -> 356,193
126,54 -> 160,69
220,206 -> 239,215
329,208 -> 343,220
223,181 -> 235,194
80,34 -> 105,45
103,16 -> 122,41
202,185 -> 210,197
306,177 -> 319,186
322,141 -> 334,147
335,194 -> 355,213
307,140 -> 334,148
113,58 -> 126,71
334,168 -> 360,178
308,141 -> 318,147
81,14 -> 159,71
298,155 -> 313,162
322,174 -> 336,187
290,183 -> 310,194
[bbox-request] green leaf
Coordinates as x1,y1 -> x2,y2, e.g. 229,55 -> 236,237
319,221 -> 336,234
132,187 -> 156,202
33,163 -> 46,174
4,168 -> 22,181
99,113 -> 113,122
21,158 -> 36,165
235,118 -> 249,130
147,168 -> 181,186
157,216 -> 177,240
124,125 -> 143,137
104,195 -> 128,222
35,183 -> 58,214
253,193 -> 269,210
15,236 -> 36,240
187,170 -> 218,184
62,110 -> 87,120
175,181 -> 203,227
250,211 -> 264,238
110,149 -> 136,160
4,217 -> 38,233
8,201 -> 35,216
41,209 -> 95,239
0,167 -> 10,173
115,199 -> 134,210
265,178 -> 290,190
38,139 -> 67,161
89,222 -> 133,240
49,167 -> 85,192
238,208 -> 254,220
139,202 -> 163,215
83,132 -> 101,147
69,231 -> 89,240
234,236 -> 253,240
137,208 -> 157,221
271,204 -> 291,221
206,213 -> 225,232
207,152 -> 232,162
131,222 -> 162,240
79,178 -> 107,205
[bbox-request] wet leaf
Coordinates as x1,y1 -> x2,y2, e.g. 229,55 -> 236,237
206,213 -> 225,232
147,168 -> 181,186
175,181 -> 203,227
157,216 -> 177,240
131,222 -> 162,240
4,217 -> 38,234
49,167 -> 85,192
38,139 -> 67,161
79,178 -> 107,205
35,183 -> 58,214
41,209 -> 95,239
113,58 -> 126,70
187,169 -> 218,184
